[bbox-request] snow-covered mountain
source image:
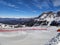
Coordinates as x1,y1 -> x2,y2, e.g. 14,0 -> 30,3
35,11 -> 60,22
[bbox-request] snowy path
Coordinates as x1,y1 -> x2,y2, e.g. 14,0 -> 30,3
0,30 -> 57,45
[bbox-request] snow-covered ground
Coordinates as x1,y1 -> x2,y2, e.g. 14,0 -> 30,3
45,33 -> 60,45
0,30 -> 58,45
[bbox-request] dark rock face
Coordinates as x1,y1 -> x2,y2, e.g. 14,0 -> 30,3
57,11 -> 60,16
47,11 -> 53,14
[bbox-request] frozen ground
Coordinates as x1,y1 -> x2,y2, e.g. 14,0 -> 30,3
0,30 -> 58,45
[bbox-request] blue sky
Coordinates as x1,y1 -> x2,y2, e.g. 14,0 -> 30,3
0,0 -> 60,18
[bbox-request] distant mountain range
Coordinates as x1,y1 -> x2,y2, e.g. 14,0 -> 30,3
0,18 -> 34,25
0,11 -> 60,25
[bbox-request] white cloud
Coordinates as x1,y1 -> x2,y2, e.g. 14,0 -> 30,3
32,3 -> 41,9
53,0 -> 60,7
17,1 -> 38,12
15,9 -> 20,11
25,4 -> 32,9
23,4 -> 36,12
32,0 -> 46,9
0,0 -> 19,8
32,10 -> 37,13
15,9 -> 25,13
36,5 -> 41,9
18,2 -> 23,5
33,0 -> 39,3
17,1 -> 34,11
33,0 -> 53,9
8,3 -> 16,7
